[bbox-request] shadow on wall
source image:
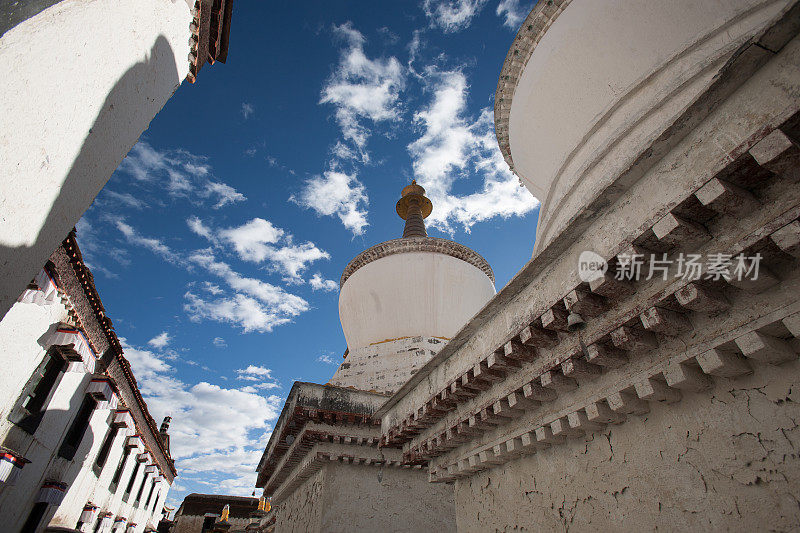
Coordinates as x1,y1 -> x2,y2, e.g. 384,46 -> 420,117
0,34 -> 180,320
0,0 -> 65,36
0,384 -> 98,531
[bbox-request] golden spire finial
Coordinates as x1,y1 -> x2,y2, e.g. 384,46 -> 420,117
220,504 -> 230,522
396,181 -> 432,238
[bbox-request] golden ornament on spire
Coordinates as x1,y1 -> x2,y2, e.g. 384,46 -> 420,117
395,180 -> 432,238
220,504 -> 230,522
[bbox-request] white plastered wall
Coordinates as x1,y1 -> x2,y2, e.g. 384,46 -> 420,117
329,336 -> 448,394
0,298 -> 170,532
0,0 -> 192,320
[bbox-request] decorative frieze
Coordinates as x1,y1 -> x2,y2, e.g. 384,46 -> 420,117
340,237 -> 494,287
47,325 -> 97,374
86,379 -> 118,410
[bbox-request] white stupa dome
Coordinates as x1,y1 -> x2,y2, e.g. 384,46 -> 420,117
338,182 -> 496,352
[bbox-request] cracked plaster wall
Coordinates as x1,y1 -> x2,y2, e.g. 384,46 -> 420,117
329,336 -> 447,394
321,463 -> 456,533
271,462 -> 456,533
271,466 -> 326,533
455,361 -> 800,532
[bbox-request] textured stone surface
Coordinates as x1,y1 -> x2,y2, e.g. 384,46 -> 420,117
271,463 -> 456,533
454,362 -> 800,532
329,336 -> 447,394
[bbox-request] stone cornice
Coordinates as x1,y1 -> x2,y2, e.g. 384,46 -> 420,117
340,237 -> 495,287
494,0 -> 572,173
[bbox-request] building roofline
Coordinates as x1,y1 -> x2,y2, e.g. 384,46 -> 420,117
63,230 -> 177,477
255,382 -> 387,488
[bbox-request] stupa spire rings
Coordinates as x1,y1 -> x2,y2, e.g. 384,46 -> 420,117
396,180 -> 433,238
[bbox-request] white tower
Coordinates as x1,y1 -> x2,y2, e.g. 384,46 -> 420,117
331,182 -> 496,394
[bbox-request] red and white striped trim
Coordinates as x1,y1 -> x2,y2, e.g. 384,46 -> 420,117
36,481 -> 67,505
47,325 -> 97,374
87,379 -> 118,409
0,451 -> 28,487
80,503 -> 98,524
17,268 -> 60,306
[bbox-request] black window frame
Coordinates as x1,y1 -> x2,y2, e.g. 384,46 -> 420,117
134,474 -> 150,507
93,422 -> 120,475
12,347 -> 67,435
109,445 -> 131,493
20,501 -> 50,533
201,516 -> 216,532
144,481 -> 158,510
58,394 -> 97,461
123,460 -> 141,502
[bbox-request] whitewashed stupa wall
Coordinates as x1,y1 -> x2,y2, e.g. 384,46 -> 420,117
329,336 -> 448,394
500,0 -> 794,254
339,252 -> 496,352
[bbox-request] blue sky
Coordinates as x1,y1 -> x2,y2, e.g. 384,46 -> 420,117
77,0 -> 539,506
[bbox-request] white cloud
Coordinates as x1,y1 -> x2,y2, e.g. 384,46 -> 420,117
218,218 -> 284,262
317,353 -> 338,365
119,338 -> 172,379
202,282 -> 224,296
185,291 -> 295,333
101,190 -> 148,210
186,251 -> 309,332
148,331 -> 171,349
309,273 -> 338,292
291,171 -> 369,236
74,216 -> 130,279
423,0 -> 488,32
236,365 -> 281,390
194,218 -> 330,282
187,216 -> 213,240
118,339 -> 282,501
204,181 -> 246,209
267,242 -> 330,283
237,365 -> 273,378
114,219 -> 185,265
241,102 -> 255,119
118,141 -> 246,209
320,22 -> 405,160
119,142 -> 168,181
496,0 -> 532,29
212,337 -> 227,348
407,69 -> 538,233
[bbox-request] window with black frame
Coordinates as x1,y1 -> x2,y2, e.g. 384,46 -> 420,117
201,516 -> 216,532
20,501 -> 49,533
134,475 -> 149,507
122,461 -> 141,502
57,394 -> 97,460
93,422 -> 120,475
109,445 -> 131,493
12,347 -> 67,434
144,482 -> 157,510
